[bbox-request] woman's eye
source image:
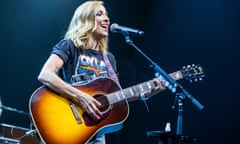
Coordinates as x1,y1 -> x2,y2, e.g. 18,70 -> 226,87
96,11 -> 103,16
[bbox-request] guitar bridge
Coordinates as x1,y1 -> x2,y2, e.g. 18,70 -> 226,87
69,102 -> 82,124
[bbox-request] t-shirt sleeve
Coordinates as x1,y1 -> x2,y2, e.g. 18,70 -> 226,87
107,52 -> 118,73
51,39 -> 75,64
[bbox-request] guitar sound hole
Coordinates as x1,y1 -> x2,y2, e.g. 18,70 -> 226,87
83,94 -> 110,126
94,94 -> 110,112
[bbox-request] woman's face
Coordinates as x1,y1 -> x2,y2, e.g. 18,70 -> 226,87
93,5 -> 110,39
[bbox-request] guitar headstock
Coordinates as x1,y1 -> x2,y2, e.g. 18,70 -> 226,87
181,64 -> 205,83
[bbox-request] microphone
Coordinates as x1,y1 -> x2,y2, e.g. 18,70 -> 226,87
110,23 -> 144,36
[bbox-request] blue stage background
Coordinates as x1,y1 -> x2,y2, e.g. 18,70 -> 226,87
0,0 -> 239,143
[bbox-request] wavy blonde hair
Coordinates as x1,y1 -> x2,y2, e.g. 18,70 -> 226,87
64,1 -> 108,53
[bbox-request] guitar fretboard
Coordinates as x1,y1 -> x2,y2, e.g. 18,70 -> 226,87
106,71 -> 183,105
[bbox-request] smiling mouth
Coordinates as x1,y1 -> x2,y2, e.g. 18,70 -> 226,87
100,24 -> 109,31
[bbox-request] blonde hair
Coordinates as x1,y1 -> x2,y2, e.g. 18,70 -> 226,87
64,1 -> 108,53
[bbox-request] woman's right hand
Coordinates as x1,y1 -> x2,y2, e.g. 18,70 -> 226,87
77,92 -> 103,120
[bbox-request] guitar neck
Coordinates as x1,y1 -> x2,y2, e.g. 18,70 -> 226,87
107,70 -> 183,104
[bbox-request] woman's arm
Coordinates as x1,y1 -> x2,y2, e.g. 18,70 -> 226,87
38,54 -> 102,120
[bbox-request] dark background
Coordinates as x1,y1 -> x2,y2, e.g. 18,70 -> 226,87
0,0 -> 239,144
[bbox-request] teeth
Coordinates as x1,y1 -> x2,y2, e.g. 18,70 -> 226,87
101,25 -> 108,29
101,23 -> 108,27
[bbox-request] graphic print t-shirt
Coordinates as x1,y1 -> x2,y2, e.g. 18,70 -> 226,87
51,39 -> 117,84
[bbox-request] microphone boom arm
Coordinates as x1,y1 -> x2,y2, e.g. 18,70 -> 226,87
122,32 -> 204,110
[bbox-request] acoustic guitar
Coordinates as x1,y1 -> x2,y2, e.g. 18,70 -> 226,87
29,64 -> 204,144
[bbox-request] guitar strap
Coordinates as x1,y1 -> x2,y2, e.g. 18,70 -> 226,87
103,54 -> 119,83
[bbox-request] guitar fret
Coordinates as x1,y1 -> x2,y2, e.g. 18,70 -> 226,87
109,92 -> 120,105
120,90 -> 126,99
144,82 -> 150,91
132,85 -> 140,96
150,80 -> 156,88
139,84 -> 144,92
122,88 -> 133,99
138,80 -> 153,94
128,86 -> 136,96
129,88 -> 134,96
147,82 -> 152,89
116,93 -> 121,101
108,90 -> 127,105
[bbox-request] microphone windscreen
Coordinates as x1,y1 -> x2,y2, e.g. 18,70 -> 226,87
110,23 -> 119,32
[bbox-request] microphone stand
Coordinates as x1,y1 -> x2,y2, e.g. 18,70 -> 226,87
122,32 -> 204,137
